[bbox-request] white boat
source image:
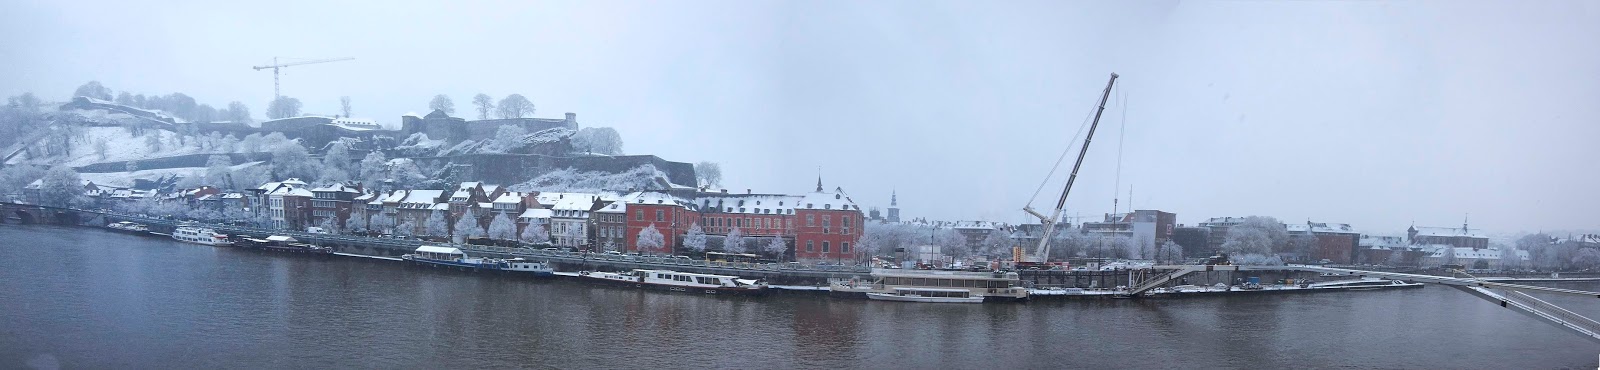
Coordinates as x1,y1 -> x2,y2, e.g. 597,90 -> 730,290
866,288 -> 985,303
402,246 -> 507,270
831,269 -> 1029,302
107,221 -> 150,234
578,269 -> 767,296
502,257 -> 555,277
171,226 -> 231,246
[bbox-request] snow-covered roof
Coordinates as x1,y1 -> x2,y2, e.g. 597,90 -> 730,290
399,190 -> 444,208
477,202 -> 492,209
519,208 -> 553,219
492,192 -> 523,204
482,184 -> 501,195
415,245 -> 463,255
1308,222 -> 1356,234
798,188 -> 860,212
267,185 -> 313,197
354,192 -> 377,202
379,190 -> 409,204
620,191 -> 694,208
951,221 -> 1001,230
1413,226 -> 1487,239
311,183 -> 360,193
695,194 -> 803,215
431,203 -> 449,210
329,118 -> 382,131
597,201 -> 626,213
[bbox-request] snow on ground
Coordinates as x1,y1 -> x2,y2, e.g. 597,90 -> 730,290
80,161 -> 263,188
24,127 -> 206,167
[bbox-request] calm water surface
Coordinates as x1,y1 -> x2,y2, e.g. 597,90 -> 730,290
1,225 -> 1596,369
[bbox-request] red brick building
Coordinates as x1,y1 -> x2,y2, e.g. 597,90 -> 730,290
1309,222 -> 1360,264
619,179 -> 866,263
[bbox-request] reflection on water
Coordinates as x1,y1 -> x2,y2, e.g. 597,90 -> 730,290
0,225 -> 1595,369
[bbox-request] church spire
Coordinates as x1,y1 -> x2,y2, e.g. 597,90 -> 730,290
815,174 -> 823,193
891,189 -> 898,206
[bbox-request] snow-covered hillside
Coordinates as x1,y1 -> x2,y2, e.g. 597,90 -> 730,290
508,164 -> 682,193
15,126 -> 294,167
79,161 -> 264,188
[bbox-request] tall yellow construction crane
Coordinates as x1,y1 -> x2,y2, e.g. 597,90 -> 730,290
252,57 -> 355,101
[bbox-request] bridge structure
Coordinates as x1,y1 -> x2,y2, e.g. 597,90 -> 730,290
1127,264 -> 1600,343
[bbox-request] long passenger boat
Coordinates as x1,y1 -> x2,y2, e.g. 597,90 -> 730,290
172,225 -> 231,246
831,269 -> 1030,302
233,235 -> 334,256
400,246 -> 554,277
578,269 -> 767,296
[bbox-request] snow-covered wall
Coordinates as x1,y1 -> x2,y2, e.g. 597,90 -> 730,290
411,154 -> 695,188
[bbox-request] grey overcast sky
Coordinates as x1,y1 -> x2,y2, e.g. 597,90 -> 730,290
2,1 -> 1596,235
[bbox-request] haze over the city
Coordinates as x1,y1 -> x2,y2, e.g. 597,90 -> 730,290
3,0 -> 1596,234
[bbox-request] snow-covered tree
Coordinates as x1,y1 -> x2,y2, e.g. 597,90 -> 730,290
487,212 -> 517,240
266,96 -> 302,119
395,219 -> 416,237
144,131 -> 163,152
346,212 -> 368,234
932,228 -> 967,258
1386,248 -> 1407,266
323,141 -> 351,173
764,235 -> 787,260
482,125 -> 527,153
1157,241 -> 1185,264
339,96 -> 352,117
981,228 -> 1012,257
225,101 -> 251,123
220,134 -> 239,153
1499,246 -> 1522,270
1438,246 -> 1459,267
74,81 -> 112,100
429,94 -> 455,115
694,161 -> 722,187
496,94 -> 534,118
637,224 -> 665,253
520,218 -> 550,245
1234,254 -> 1285,266
471,93 -> 495,119
1572,248 -> 1600,270
271,143 -> 319,180
724,227 -> 746,253
39,165 -> 85,207
453,211 -> 485,241
683,223 -> 707,253
366,213 -> 392,235
205,155 -> 233,187
572,127 -> 623,155
241,133 -> 263,153
1221,216 -> 1287,256
564,225 -> 586,249
425,210 -> 449,237
318,216 -> 340,235
358,151 -> 388,189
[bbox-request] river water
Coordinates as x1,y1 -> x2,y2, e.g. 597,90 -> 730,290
1,225 -> 1596,369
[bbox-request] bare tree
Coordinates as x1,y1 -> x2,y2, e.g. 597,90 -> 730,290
694,162 -> 722,187
496,94 -> 535,118
429,95 -> 455,115
339,96 -> 352,117
74,81 -> 112,100
226,101 -> 252,123
472,94 -> 494,119
266,96 -> 302,119
572,127 -> 624,155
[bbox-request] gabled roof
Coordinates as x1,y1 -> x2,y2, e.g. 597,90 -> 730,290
798,187 -> 860,212
268,185 -> 313,197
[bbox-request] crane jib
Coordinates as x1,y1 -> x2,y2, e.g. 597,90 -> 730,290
1033,72 -> 1119,262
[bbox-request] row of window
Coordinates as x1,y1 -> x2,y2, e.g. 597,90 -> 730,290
802,240 -> 851,254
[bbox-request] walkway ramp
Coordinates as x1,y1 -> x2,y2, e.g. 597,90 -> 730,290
1458,285 -> 1600,343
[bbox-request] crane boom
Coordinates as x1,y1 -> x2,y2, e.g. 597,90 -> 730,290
252,57 -> 355,101
1027,72 -> 1118,263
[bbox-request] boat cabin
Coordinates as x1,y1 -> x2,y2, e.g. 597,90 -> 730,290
892,287 -> 972,298
412,246 -> 467,261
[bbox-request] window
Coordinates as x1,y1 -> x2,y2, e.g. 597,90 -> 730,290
635,210 -> 643,221
655,210 -> 664,222
842,242 -> 850,253
807,215 -> 815,227
806,240 -> 814,252
822,241 -> 830,253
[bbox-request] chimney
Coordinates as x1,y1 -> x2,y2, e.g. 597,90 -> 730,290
746,189 -> 751,194
721,189 -> 728,194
